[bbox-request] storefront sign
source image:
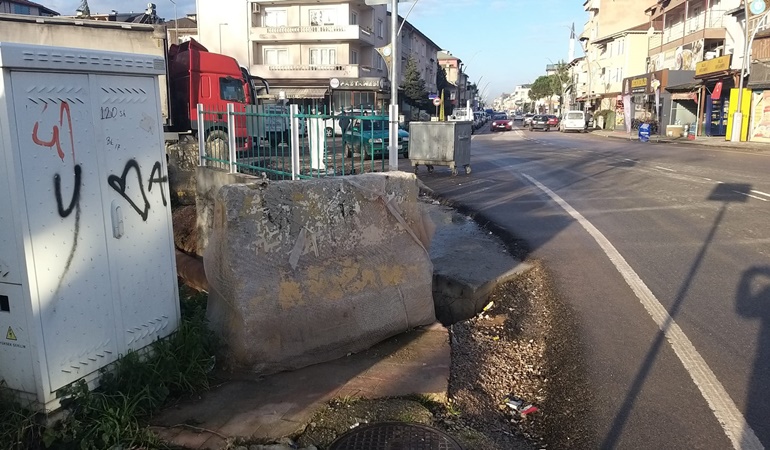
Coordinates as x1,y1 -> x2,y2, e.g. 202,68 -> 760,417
631,77 -> 648,94
329,77 -> 389,91
695,55 -> 732,77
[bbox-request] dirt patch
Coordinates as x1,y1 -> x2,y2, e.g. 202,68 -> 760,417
288,261 -> 592,449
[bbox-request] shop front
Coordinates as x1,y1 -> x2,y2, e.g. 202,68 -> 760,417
695,55 -> 734,137
622,69 -> 697,134
747,60 -> 770,143
329,77 -> 391,114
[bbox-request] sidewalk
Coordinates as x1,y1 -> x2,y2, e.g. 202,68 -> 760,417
591,128 -> 770,151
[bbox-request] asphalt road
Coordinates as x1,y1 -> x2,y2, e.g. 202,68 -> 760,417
413,124 -> 770,449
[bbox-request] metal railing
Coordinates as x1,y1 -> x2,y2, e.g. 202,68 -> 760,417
197,102 -> 402,180
664,9 -> 725,44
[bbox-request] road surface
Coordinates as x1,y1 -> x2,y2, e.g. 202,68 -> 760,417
413,124 -> 770,449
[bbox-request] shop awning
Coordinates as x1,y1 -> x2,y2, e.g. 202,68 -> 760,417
666,81 -> 702,92
275,87 -> 328,99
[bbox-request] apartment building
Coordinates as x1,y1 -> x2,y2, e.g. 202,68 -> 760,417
588,30 -> 652,111
646,0 -> 743,136
579,0 -> 656,109
196,0 -> 441,112
166,14 -> 198,45
392,12 -> 441,95
0,0 -> 57,16
197,0 -> 390,109
438,51 -> 470,108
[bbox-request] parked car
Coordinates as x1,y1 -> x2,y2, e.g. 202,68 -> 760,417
560,110 -> 588,132
528,115 -> 550,131
514,112 -> 524,121
342,117 -> 409,158
490,114 -> 513,132
523,113 -> 535,126
546,115 -> 560,128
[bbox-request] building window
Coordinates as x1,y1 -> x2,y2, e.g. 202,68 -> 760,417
310,48 -> 336,65
377,19 -> 384,38
374,52 -> 384,70
351,11 -> 358,25
264,9 -> 287,27
13,4 -> 31,14
351,50 -> 358,64
264,48 -> 289,65
310,9 -> 336,26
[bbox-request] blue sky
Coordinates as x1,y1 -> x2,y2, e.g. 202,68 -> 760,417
44,0 -> 586,102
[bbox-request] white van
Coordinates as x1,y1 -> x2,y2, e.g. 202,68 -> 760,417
560,110 -> 587,132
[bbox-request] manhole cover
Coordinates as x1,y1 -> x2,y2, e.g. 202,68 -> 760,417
328,422 -> 464,450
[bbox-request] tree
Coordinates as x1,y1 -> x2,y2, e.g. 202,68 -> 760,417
403,57 -> 428,110
436,62 -> 450,96
529,76 -> 553,102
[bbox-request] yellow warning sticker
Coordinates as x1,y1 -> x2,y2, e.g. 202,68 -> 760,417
6,326 -> 17,341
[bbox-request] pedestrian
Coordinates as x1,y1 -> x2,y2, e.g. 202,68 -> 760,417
338,107 -> 350,133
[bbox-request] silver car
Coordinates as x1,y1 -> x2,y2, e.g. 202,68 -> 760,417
523,113 -> 535,126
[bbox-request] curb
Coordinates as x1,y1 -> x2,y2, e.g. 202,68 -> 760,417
590,131 -> 770,151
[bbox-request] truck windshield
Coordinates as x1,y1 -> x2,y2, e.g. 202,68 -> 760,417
220,77 -> 246,102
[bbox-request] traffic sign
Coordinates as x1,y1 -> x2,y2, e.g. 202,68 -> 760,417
432,98 -> 441,106
428,93 -> 438,99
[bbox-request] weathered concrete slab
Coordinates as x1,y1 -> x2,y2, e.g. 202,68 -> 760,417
203,172 -> 436,374
426,203 -> 532,324
151,323 -> 449,449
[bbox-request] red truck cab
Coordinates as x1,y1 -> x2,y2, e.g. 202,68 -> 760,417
167,39 -> 252,148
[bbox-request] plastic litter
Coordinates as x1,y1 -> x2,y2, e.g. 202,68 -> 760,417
504,394 -> 539,416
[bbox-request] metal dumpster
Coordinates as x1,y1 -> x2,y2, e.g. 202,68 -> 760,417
408,121 -> 472,175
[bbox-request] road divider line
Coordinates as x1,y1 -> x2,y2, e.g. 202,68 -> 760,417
521,172 -> 764,450
655,166 -> 676,172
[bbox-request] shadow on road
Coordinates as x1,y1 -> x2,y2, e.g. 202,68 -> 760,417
737,267 -> 770,446
600,183 -> 750,449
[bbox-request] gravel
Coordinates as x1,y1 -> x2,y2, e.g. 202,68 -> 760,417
286,260 -> 594,450
446,260 -> 594,449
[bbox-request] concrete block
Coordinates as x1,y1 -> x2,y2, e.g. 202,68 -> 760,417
203,172 -> 436,374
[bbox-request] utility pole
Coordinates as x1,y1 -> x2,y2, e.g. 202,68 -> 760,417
388,0 -> 399,171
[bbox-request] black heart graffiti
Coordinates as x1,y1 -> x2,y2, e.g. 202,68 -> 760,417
108,159 -> 150,221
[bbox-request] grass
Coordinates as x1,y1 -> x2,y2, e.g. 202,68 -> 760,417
0,286 -> 216,450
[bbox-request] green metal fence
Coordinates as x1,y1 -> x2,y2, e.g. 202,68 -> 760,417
197,102 -> 407,180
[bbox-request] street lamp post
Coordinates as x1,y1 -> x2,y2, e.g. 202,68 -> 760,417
218,23 -> 228,53
388,0 -> 399,171
168,0 -> 178,44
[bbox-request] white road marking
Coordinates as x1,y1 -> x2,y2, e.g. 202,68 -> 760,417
703,177 -> 713,181
750,189 -> 770,198
655,166 -> 676,172
733,190 -> 769,202
624,158 -> 635,162
521,172 -> 764,450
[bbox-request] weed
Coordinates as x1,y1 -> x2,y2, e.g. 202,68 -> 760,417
2,287 -> 217,450
0,385 -> 43,450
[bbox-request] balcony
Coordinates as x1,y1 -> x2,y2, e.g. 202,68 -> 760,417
251,24 -> 376,45
250,64 -> 386,80
663,9 -> 725,45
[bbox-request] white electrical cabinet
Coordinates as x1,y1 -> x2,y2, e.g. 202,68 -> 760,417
0,43 -> 180,409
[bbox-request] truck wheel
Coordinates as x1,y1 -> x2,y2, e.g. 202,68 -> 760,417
326,127 -> 334,137
205,130 -> 228,157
